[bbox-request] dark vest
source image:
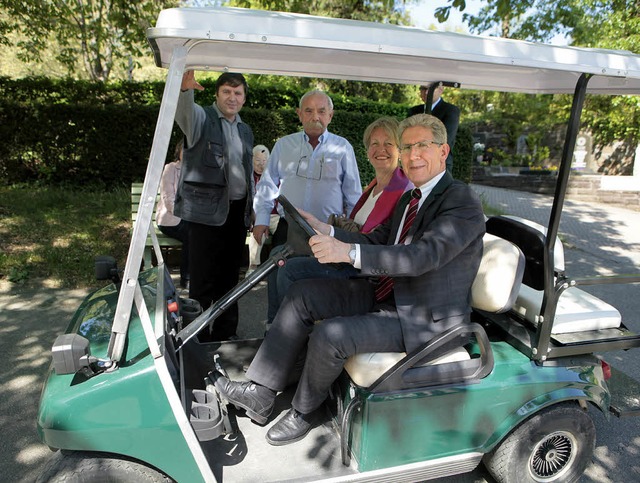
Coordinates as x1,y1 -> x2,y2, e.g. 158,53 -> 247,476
174,107 -> 254,226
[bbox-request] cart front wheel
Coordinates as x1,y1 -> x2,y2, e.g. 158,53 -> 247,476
36,450 -> 173,483
483,402 -> 595,483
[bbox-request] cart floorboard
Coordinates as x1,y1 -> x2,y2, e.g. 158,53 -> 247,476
196,340 -> 355,482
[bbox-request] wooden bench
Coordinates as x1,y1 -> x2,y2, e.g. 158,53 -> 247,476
131,182 -> 182,269
131,183 -> 256,271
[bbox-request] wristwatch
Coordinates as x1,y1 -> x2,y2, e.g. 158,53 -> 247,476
348,244 -> 357,265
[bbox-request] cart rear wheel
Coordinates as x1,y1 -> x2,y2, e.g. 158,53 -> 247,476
483,402 -> 595,483
36,450 -> 173,483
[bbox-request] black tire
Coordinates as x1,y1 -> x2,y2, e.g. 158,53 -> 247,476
36,450 -> 173,483
483,402 -> 596,483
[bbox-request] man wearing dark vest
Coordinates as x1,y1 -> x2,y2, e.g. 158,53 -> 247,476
213,114 -> 485,446
407,83 -> 460,173
174,70 -> 254,341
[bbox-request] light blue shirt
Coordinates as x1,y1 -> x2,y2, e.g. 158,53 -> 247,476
253,130 -> 362,226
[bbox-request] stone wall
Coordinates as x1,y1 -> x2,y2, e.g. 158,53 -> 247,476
472,168 -> 640,211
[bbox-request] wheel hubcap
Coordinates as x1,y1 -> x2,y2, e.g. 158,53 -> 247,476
529,431 -> 577,482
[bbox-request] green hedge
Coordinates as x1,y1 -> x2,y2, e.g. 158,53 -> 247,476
0,76 -> 408,114
0,77 -> 472,187
452,123 -> 473,184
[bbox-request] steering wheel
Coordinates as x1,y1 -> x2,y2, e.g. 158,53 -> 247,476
277,195 -> 317,238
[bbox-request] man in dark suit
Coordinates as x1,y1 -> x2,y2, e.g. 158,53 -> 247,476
213,114 -> 485,445
407,84 -> 460,172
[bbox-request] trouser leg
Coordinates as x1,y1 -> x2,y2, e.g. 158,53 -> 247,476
211,199 -> 247,339
188,222 -> 215,310
276,257 -> 359,308
266,218 -> 289,324
246,278 -> 375,391
293,307 -> 404,414
188,200 -> 247,340
176,221 -> 190,281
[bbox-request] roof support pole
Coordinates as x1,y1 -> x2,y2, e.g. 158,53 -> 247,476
534,73 -> 592,362
107,47 -> 187,363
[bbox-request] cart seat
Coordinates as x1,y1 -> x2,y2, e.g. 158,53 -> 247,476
513,285 -> 621,334
345,233 -> 525,388
485,215 -> 622,334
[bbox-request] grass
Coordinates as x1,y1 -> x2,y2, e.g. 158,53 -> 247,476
0,185 -> 131,289
0,184 -> 501,290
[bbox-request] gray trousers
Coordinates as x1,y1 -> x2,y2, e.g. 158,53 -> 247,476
245,278 -> 405,414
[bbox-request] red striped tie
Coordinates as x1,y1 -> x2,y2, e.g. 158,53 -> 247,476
374,188 -> 422,303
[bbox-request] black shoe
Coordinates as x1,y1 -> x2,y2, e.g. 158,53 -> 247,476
266,409 -> 314,446
211,371 -> 275,425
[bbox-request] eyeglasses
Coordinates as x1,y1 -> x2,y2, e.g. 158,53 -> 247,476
400,139 -> 443,154
295,155 -> 324,180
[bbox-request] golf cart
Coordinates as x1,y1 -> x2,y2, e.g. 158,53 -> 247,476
37,7 -> 640,483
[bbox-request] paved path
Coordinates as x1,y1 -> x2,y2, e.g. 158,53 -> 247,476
472,184 -> 640,274
472,185 -> 640,483
1,185 -> 639,482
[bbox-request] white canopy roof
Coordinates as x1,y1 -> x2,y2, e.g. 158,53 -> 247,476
147,7 -> 640,95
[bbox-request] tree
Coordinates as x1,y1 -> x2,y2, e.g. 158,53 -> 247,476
436,0 -> 639,173
435,0 -> 639,48
224,0 -> 414,25
0,1 -> 176,82
435,0 -> 583,41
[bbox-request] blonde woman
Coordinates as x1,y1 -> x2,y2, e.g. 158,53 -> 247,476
273,117 -> 412,320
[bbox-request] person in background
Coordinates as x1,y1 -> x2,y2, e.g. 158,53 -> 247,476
173,70 -> 254,341
272,116 -> 412,319
252,89 -> 362,323
407,83 -> 460,172
247,144 -> 279,276
213,114 -> 485,446
157,139 -> 189,289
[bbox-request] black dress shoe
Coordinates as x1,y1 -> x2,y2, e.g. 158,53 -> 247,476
266,409 -> 314,446
211,371 -> 275,425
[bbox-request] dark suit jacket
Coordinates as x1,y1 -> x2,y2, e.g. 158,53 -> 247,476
407,99 -> 460,171
335,171 -> 485,352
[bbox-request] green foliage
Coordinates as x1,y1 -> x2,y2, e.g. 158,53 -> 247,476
225,0 -> 414,25
0,77 -> 411,187
0,76 -> 165,106
330,111 -> 382,184
438,0 -> 639,53
452,123 -> 473,184
0,0 -> 175,82
0,100 -> 158,186
0,185 -> 130,288
2,70 -> 636,186
193,76 -> 411,116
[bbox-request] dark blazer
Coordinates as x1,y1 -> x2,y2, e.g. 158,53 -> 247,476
335,171 -> 485,352
407,99 -> 460,171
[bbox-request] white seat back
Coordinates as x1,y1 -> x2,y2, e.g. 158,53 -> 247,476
503,215 -> 565,272
471,233 -> 525,313
345,233 -> 524,388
